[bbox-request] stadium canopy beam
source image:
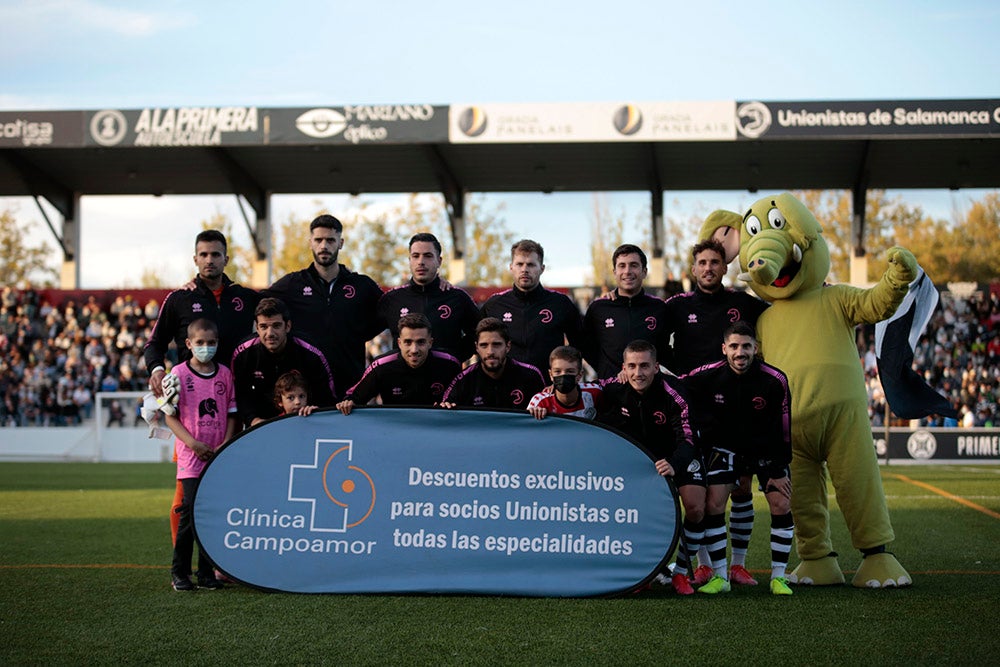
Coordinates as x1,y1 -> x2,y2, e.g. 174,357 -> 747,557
208,148 -> 267,219
207,148 -> 271,287
0,151 -> 75,220
425,145 -> 467,283
850,140 -> 872,284
234,192 -> 272,288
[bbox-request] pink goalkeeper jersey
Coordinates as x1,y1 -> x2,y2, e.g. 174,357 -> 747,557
172,361 -> 237,480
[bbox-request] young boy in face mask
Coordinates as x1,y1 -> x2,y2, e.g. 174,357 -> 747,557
527,346 -> 603,420
163,318 -> 238,592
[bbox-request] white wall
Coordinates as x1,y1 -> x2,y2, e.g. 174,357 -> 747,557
0,392 -> 172,462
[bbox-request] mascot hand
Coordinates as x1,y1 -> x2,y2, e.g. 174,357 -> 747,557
884,246 -> 917,291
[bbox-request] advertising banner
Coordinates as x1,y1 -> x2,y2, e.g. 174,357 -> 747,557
267,105 -> 448,144
449,101 -> 735,143
0,111 -> 83,148
735,99 -> 1000,140
194,408 -> 680,596
874,427 -> 1000,462
84,107 -> 264,147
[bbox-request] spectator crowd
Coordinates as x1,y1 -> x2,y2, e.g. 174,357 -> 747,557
0,286 -> 157,427
862,289 -> 1000,428
1,284 -> 998,430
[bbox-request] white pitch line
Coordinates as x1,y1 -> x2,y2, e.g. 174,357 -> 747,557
884,495 -> 1000,500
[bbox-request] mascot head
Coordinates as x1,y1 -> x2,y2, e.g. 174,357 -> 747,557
699,192 -> 830,302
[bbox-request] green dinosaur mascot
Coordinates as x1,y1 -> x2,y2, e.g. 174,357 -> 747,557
701,192 -> 914,588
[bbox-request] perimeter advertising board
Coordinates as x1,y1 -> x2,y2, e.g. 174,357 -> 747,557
0,111 -> 82,148
267,105 -> 448,144
449,101 -> 735,143
735,99 -> 1000,140
84,107 -> 264,147
194,408 -> 680,596
874,427 -> 1000,462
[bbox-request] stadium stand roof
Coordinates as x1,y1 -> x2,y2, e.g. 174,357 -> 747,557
1,99 -> 997,287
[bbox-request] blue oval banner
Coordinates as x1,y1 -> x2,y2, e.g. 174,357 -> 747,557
194,407 -> 680,596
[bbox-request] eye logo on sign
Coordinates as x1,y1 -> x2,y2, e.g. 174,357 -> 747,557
289,439 -> 376,531
458,106 -> 487,137
613,104 -> 642,135
736,101 -> 772,139
90,110 -> 127,146
296,108 -> 348,139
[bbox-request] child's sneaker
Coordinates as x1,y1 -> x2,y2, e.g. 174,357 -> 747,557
171,575 -> 195,592
197,574 -> 224,590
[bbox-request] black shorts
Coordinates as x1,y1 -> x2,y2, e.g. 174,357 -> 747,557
705,448 -> 789,491
674,453 -> 706,488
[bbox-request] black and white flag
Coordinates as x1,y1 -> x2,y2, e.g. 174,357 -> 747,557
875,267 -> 957,419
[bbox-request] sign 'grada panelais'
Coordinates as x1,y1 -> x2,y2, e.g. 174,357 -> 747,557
700,192 -> 916,588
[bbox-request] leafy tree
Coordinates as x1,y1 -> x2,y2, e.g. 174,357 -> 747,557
0,207 -> 57,287
882,206 -> 951,281
796,189 -> 1000,284
793,189 -> 921,283
272,204 -> 323,278
340,195 -> 436,286
331,194 -> 512,287
460,197 -> 516,287
200,211 -> 254,284
880,194 -> 1000,284
947,192 -> 1000,281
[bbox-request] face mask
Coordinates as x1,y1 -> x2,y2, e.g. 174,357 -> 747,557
552,374 -> 577,394
191,345 -> 217,363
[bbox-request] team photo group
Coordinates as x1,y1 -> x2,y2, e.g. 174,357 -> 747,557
151,193 -> 921,596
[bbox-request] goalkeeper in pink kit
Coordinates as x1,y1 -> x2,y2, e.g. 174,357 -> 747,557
163,318 -> 238,592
